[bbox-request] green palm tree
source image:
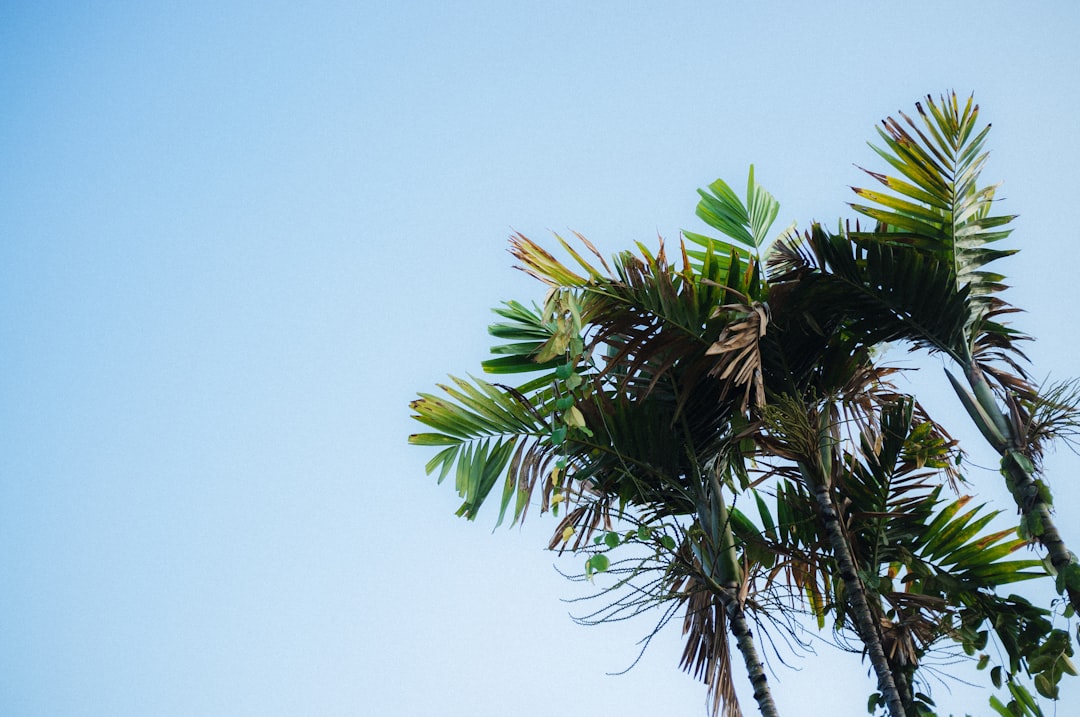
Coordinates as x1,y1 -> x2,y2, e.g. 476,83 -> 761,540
412,226 -> 1061,716
408,94 -> 1077,717
748,392 -> 1063,716
410,224 -> 785,717
772,92 -> 1080,614
689,107 -> 1078,715
688,172 -> 921,717
411,172 -> 926,716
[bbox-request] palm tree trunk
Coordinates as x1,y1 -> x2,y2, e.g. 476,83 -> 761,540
891,667 -> 914,716
957,366 -> 1080,615
805,467 -> 907,717
694,469 -> 783,717
716,587 -> 781,717
1000,452 -> 1080,610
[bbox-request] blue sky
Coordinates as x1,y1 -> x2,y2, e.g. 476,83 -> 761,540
2,3 -> 1079,716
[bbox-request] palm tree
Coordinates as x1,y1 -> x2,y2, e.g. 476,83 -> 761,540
690,173 -> 922,717
412,180 -> 922,716
411,223 -> 786,716
690,101 -> 1079,715
773,92 -> 1080,614
408,94 -> 1077,717
748,392 -> 1061,716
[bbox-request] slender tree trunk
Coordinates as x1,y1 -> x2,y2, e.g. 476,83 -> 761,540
717,587 -> 782,717
892,667 -> 914,716
694,469 -> 782,717
960,366 -> 1080,614
1000,453 -> 1080,610
806,472 -> 907,717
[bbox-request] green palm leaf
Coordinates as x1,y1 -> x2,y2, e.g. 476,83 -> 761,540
409,373 -> 554,524
848,92 -> 1021,353
690,165 -> 781,253
773,224 -> 973,363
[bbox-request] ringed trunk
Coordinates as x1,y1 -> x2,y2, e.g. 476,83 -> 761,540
960,366 -> 1080,614
805,467 -> 907,717
716,587 -> 781,717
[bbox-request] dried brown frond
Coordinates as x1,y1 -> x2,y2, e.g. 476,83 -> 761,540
679,577 -> 743,717
706,302 -> 770,413
546,486 -> 612,553
832,361 -> 901,460
879,592 -> 952,668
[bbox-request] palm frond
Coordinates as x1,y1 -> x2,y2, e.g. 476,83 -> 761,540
848,92 -> 1024,359
481,300 -> 563,380
409,374 -> 555,524
706,302 -> 770,412
690,165 -> 781,253
773,224 -> 974,364
679,579 -> 744,717
1020,377 -> 1080,467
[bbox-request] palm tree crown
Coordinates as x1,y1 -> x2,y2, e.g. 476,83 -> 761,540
409,92 -> 1079,717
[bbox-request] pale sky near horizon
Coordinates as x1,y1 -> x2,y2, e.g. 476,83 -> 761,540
2,3 -> 1080,716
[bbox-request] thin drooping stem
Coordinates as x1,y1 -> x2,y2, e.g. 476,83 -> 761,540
805,468 -> 907,717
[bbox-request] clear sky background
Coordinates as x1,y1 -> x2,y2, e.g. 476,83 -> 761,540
2,3 -> 1079,716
